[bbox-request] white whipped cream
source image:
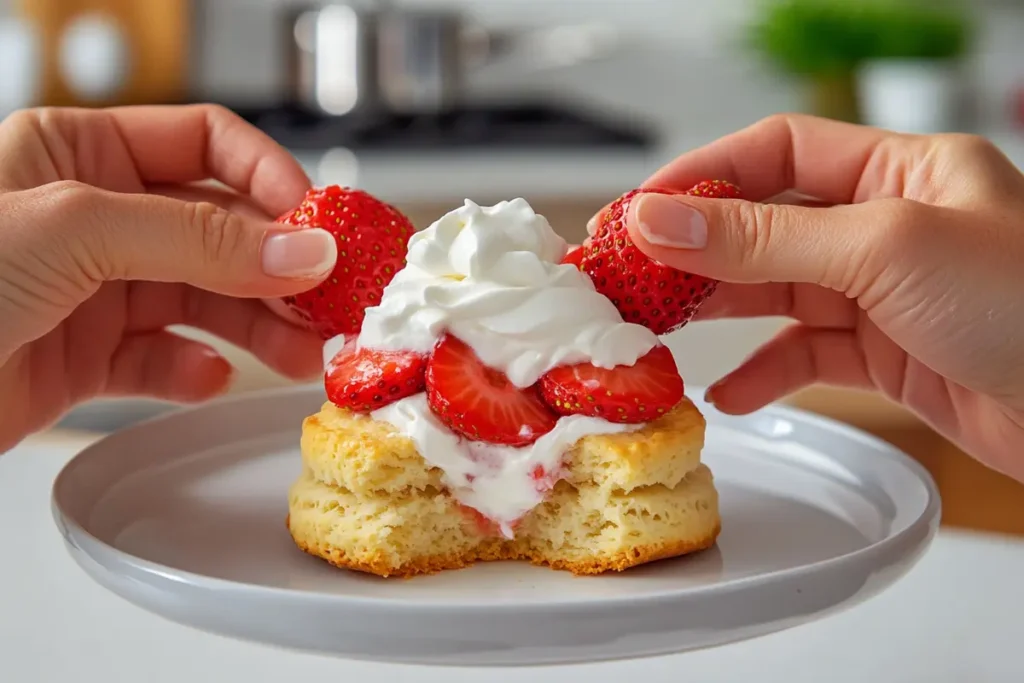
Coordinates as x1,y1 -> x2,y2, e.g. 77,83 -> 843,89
324,198 -> 660,532
355,198 -> 658,387
373,394 -> 640,536
322,334 -> 348,369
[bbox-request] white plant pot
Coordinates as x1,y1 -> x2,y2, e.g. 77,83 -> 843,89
858,59 -> 962,134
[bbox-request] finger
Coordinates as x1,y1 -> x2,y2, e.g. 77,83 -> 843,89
642,114 -> 902,203
146,185 -> 319,328
23,181 -> 337,298
149,183 -> 270,221
104,331 -> 235,402
124,282 -> 324,380
113,104 -> 311,216
30,105 -> 311,217
705,325 -> 872,415
586,153 -> 841,238
693,282 -> 859,329
625,189 -> 941,290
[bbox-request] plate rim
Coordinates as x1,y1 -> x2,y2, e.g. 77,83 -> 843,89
51,383 -> 942,614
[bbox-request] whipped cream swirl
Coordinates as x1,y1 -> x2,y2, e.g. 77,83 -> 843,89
356,198 -> 658,386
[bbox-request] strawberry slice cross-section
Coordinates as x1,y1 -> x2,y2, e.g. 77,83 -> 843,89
325,339 -> 427,413
425,335 -> 558,447
539,344 -> 684,424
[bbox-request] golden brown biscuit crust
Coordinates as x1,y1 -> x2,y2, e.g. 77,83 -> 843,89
288,396 -> 720,578
287,514 -> 721,578
301,398 -> 707,496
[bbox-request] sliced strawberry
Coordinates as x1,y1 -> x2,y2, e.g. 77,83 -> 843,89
581,181 -> 741,334
425,335 -> 557,446
279,185 -> 414,339
561,245 -> 584,268
325,338 -> 426,412
539,344 -> 684,424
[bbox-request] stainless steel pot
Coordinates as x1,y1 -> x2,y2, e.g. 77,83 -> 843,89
289,1 -> 620,116
290,2 -> 380,116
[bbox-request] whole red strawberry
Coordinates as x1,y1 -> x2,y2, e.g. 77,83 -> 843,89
325,339 -> 426,413
279,186 -> 414,339
580,180 -> 741,335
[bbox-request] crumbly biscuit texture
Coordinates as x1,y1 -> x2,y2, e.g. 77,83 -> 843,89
301,399 -> 706,494
288,398 -> 720,577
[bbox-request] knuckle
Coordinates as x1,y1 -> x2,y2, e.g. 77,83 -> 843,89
184,200 -> 248,264
938,133 -> 1001,160
880,198 -> 925,239
754,112 -> 809,138
21,180 -> 111,282
201,102 -> 234,119
724,200 -> 778,269
757,112 -> 795,131
45,179 -> 96,213
747,114 -> 793,143
198,102 -> 242,128
1,107 -> 61,131
1,108 -> 38,133
866,199 -> 929,259
849,198 -> 930,303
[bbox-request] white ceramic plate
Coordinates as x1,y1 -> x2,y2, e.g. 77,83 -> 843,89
51,385 -> 940,667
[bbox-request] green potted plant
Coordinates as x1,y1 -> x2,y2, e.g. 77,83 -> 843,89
856,2 -> 971,133
748,0 -> 971,127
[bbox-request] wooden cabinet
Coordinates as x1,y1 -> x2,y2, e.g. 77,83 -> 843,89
14,0 -> 189,107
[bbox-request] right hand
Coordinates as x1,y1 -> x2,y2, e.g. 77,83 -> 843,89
607,114 -> 1024,482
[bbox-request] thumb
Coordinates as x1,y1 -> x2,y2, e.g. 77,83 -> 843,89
625,190 -> 938,291
32,181 -> 337,298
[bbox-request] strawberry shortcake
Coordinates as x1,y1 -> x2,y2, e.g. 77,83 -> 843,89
283,183 -> 737,577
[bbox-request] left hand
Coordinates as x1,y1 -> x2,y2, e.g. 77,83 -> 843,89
0,105 -> 336,452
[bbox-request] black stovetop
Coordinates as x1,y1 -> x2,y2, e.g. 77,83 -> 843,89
225,101 -> 656,152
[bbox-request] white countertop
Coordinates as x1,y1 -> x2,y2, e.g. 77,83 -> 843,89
2,430 -> 1024,682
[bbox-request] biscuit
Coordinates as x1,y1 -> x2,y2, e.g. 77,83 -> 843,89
287,398 -> 720,577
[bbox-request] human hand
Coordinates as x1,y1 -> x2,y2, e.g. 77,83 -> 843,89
0,105 -> 338,452
602,114 -> 1024,481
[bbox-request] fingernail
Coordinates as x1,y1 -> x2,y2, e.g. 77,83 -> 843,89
586,215 -> 598,236
261,228 -> 337,279
634,194 -> 708,249
704,379 -> 725,404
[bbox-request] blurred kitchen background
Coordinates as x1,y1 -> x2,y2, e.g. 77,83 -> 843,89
4,0 -> 1024,534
